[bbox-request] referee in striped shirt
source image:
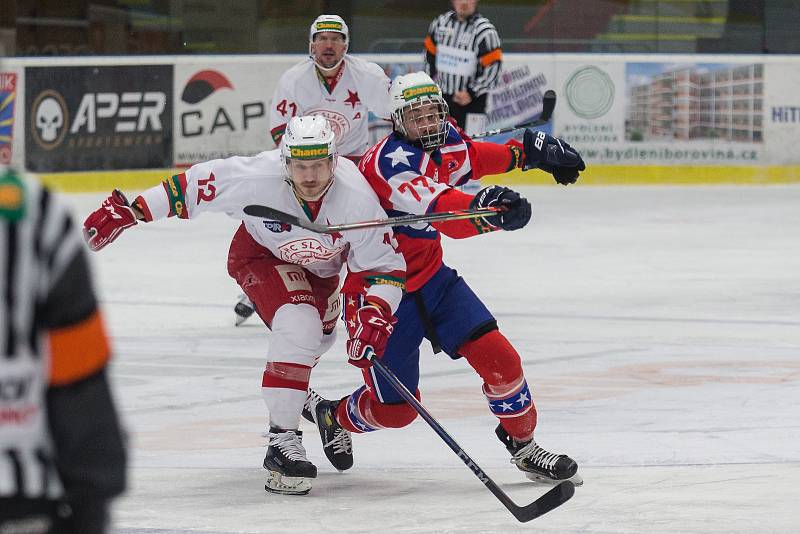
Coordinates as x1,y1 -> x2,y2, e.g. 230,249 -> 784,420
423,0 -> 503,136
1,167 -> 126,533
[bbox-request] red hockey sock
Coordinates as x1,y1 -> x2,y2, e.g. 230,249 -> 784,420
335,385 -> 419,433
459,329 -> 537,441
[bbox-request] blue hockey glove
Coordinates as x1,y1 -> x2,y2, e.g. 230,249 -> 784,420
469,185 -> 531,231
522,129 -> 585,185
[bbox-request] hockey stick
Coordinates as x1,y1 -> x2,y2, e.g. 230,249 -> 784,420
242,204 -> 503,234
471,89 -> 556,139
369,356 -> 575,523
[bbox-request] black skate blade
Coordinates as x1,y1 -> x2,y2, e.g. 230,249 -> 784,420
264,483 -> 311,496
510,480 -> 575,523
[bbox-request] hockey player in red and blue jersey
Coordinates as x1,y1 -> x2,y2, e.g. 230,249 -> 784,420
304,72 -> 586,485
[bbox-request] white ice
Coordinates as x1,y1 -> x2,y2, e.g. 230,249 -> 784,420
65,185 -> 800,534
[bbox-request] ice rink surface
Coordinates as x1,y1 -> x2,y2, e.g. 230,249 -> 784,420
66,185 -> 800,534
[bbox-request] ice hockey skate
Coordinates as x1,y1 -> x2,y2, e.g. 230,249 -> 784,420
496,424 -> 583,486
234,293 -> 255,326
263,427 -> 317,495
302,388 -> 353,471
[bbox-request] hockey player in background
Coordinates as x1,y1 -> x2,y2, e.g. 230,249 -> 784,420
303,72 -> 586,486
269,14 -> 392,158
235,13 -> 394,325
0,167 -> 126,533
82,116 -> 405,496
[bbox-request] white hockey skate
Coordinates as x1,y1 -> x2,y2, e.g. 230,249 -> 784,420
263,427 -> 317,495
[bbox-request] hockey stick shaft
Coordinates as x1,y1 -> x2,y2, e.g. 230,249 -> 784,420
242,204 -> 502,234
471,89 -> 556,139
369,357 -> 574,522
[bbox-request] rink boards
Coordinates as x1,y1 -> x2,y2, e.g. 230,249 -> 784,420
2,53 -> 800,189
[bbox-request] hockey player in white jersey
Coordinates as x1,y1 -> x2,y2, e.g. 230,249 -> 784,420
235,14 -> 394,326
269,15 -> 391,159
83,116 -> 405,495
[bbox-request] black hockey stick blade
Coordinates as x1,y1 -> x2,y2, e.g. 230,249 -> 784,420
539,89 -> 557,122
510,480 -> 575,522
243,204 -> 501,234
471,89 -> 557,139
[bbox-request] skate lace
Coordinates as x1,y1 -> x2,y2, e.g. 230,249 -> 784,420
512,440 -> 560,471
266,431 -> 309,462
303,389 -> 323,420
324,428 -> 353,455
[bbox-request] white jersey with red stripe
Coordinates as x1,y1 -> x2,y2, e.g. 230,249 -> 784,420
269,56 -> 391,157
135,150 -> 406,311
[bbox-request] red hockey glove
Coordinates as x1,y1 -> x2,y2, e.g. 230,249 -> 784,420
83,189 -> 138,251
346,305 -> 397,368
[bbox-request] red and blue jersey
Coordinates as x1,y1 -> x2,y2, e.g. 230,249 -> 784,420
358,124 -> 522,291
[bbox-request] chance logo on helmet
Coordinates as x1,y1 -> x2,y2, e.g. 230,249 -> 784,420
316,21 -> 343,32
289,145 -> 330,160
402,84 -> 440,101
309,15 -> 349,41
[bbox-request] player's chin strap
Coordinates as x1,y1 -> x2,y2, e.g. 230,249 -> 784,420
308,44 -> 348,74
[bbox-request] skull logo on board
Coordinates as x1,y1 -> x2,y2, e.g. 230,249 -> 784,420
31,90 -> 68,150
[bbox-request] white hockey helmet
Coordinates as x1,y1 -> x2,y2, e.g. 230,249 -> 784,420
281,115 -> 338,200
309,14 -> 349,42
389,72 -> 450,150
309,15 -> 349,71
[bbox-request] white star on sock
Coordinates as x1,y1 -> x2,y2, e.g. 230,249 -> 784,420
355,419 -> 370,431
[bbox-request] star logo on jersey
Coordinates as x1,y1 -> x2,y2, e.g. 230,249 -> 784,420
385,146 -> 415,168
330,230 -> 343,244
344,90 -> 361,109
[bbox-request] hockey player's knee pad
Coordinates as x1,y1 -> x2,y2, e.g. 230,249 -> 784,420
373,401 -> 418,429
268,304 -> 325,367
458,329 -> 524,387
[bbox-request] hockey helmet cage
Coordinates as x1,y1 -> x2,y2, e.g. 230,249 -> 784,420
389,72 -> 450,150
